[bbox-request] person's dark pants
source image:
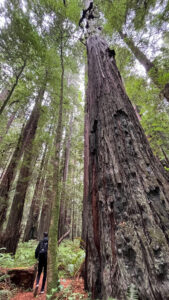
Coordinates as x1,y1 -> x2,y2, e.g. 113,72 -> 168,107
36,256 -> 47,291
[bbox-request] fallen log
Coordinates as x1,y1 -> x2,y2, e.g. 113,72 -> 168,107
0,266 -> 36,289
58,229 -> 70,245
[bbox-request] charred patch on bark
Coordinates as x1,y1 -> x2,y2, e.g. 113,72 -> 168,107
92,270 -> 102,299
147,186 -> 169,240
106,48 -> 116,59
90,134 -> 96,155
123,245 -> 136,268
91,119 -> 98,133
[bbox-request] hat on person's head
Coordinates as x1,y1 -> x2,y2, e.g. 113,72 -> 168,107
43,232 -> 48,237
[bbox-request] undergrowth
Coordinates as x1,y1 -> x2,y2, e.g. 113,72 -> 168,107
0,240 -> 37,268
58,239 -> 85,278
0,238 -> 85,278
47,284 -> 87,300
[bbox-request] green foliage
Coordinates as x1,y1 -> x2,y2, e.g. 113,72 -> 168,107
0,240 -> 37,268
127,284 -> 138,300
58,239 -> 85,278
0,273 -> 10,282
0,290 -> 12,300
125,75 -> 169,160
47,284 -> 86,300
115,46 -> 134,75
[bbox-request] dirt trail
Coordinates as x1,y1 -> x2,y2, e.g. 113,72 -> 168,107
11,278 -> 87,300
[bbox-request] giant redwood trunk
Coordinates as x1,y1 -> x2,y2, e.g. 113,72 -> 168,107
0,85 -> 46,254
85,35 -> 169,300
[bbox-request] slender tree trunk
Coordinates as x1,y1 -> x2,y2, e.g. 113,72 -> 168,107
0,60 -> 26,115
23,143 -> 48,242
119,31 -> 169,101
0,85 -> 46,254
85,35 -> 169,300
71,200 -> 75,241
58,113 -> 73,239
0,88 -> 10,102
47,35 -> 64,294
37,176 -> 53,240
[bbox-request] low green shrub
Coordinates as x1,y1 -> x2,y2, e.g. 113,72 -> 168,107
127,284 -> 138,300
58,239 -> 85,278
0,240 -> 37,268
0,290 -> 12,300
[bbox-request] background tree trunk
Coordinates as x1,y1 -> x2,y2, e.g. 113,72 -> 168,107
37,175 -> 53,240
58,113 -> 73,239
119,31 -> 169,101
0,111 -> 17,143
0,125 -> 25,229
0,85 -> 45,254
0,60 -> 26,115
47,35 -> 64,294
85,35 -> 169,300
23,143 -> 48,242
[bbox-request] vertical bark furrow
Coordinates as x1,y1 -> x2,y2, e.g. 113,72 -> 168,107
91,158 -> 100,256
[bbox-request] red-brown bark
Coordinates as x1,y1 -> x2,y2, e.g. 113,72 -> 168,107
81,94 -> 89,246
85,35 -> 169,300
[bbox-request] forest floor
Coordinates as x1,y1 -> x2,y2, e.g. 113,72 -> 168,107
7,277 -> 88,300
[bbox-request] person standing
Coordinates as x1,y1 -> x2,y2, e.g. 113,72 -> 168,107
34,232 -> 48,296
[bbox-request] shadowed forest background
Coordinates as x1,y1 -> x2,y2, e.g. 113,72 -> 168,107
0,0 -> 169,299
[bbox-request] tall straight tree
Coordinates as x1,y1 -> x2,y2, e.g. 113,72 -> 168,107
47,26 -> 65,294
23,143 -> 48,242
58,113 -> 74,239
0,81 -> 46,254
84,32 -> 169,299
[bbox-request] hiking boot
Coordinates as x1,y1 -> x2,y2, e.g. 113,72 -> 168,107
40,290 -> 44,294
33,284 -> 39,297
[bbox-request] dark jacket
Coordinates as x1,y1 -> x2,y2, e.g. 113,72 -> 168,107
35,237 -> 48,259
